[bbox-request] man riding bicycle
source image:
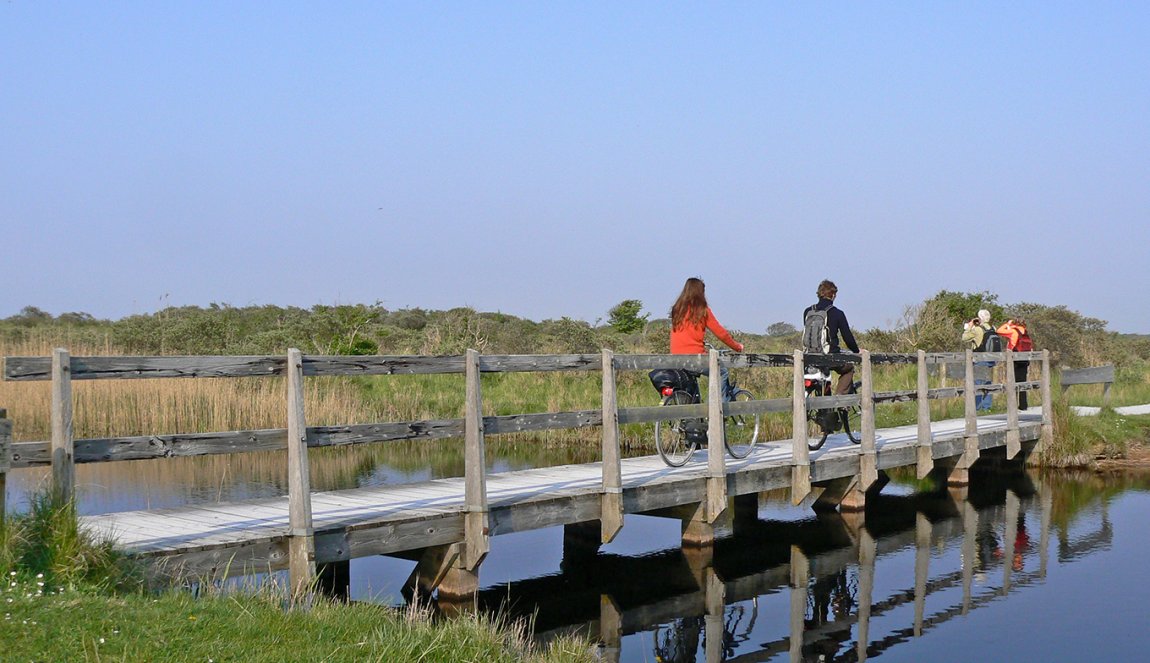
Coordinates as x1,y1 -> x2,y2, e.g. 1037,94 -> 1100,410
802,279 -> 859,395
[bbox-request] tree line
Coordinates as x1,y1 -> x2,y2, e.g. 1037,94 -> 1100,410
3,291 -> 1147,370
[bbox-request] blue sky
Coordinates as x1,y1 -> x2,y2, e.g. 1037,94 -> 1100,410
3,2 -> 1148,334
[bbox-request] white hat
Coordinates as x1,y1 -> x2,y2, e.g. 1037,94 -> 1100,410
978,309 -> 991,324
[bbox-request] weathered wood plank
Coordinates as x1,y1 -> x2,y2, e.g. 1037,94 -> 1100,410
916,351 -> 933,479
1005,349 -> 1021,459
612,354 -> 712,372
600,349 -> 624,543
462,349 -> 490,570
286,348 -> 316,595
859,351 -> 877,490
791,350 -> 810,505
0,415 -> 10,528
618,403 -> 708,425
304,354 -> 607,376
1041,351 -> 1054,451
1059,364 -> 1115,386
5,355 -> 287,381
51,349 -> 75,502
705,350 -> 726,522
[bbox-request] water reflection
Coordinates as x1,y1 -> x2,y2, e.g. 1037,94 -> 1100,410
454,471 -> 1128,663
4,442 -> 1143,661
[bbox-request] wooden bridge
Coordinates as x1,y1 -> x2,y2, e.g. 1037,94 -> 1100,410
0,347 -> 1052,602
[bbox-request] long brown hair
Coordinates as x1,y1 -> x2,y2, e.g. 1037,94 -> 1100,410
671,277 -> 709,330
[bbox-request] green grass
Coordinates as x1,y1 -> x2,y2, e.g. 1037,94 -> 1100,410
1,494 -> 594,663
0,586 -> 592,663
1041,393 -> 1150,466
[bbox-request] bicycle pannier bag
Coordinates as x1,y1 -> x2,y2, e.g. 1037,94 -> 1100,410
803,307 -> 831,354
648,369 -> 701,400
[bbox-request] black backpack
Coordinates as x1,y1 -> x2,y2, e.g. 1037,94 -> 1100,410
978,325 -> 1004,353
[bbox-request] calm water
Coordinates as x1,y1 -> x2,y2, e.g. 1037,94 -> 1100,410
7,444 -> 1149,662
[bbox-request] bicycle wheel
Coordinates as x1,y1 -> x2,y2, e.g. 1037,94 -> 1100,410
807,409 -> 831,451
842,405 -> 862,444
656,391 -> 699,467
724,389 -> 759,459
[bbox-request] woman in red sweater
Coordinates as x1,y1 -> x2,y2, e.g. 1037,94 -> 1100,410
670,277 -> 744,400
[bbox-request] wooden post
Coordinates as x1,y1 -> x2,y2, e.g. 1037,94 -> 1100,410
0,409 -> 10,529
600,349 -> 623,543
286,348 -> 316,598
703,566 -> 726,663
913,512 -> 931,637
462,348 -> 490,570
954,349 -> 979,483
599,595 -> 623,663
1005,349 -> 1020,459
1039,479 -> 1052,578
50,348 -> 75,504
960,500 -> 977,615
791,350 -> 811,505
916,350 -> 934,479
789,545 -> 810,662
705,349 -> 727,522
1040,350 -> 1054,453
1003,489 -> 1020,594
856,526 -> 876,662
859,350 -> 877,491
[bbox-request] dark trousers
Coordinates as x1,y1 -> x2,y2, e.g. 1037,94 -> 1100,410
1014,361 -> 1029,410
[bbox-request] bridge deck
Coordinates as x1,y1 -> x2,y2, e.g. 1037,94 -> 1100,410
80,413 -> 1043,572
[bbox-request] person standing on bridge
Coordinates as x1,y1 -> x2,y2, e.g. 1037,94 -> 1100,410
670,277 -> 744,401
997,319 -> 1033,410
802,279 -> 860,395
962,309 -> 998,411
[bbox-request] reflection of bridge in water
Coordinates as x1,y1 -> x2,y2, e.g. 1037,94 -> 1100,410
463,470 -> 1110,663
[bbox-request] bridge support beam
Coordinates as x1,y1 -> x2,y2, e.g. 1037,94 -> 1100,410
401,544 -> 461,602
642,500 -> 737,547
562,521 -> 602,572
598,595 -> 623,663
682,501 -> 733,547
936,455 -> 971,488
788,545 -> 811,662
438,559 -> 482,606
731,493 -> 761,534
813,476 -> 867,513
317,560 -> 350,602
812,471 -> 889,514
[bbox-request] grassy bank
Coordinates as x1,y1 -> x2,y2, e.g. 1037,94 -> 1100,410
1,494 -> 593,663
1044,395 -> 1150,467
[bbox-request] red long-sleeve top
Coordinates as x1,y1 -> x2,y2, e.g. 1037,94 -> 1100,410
670,307 -> 743,354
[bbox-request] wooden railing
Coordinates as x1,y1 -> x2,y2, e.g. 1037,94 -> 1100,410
1,347 -> 1052,592
1060,364 -> 1115,406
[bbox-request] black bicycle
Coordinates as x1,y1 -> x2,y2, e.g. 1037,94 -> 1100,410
804,367 -> 862,451
649,361 -> 760,467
